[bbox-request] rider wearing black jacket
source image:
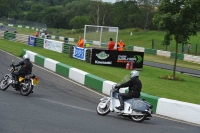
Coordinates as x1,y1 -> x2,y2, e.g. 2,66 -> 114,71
12,54 -> 33,84
115,70 -> 142,110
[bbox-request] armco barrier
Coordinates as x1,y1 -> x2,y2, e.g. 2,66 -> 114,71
35,54 -> 46,67
51,35 -> 55,39
7,24 -> 13,27
69,68 -> 89,85
56,63 -> 72,78
4,32 -> 16,41
15,34 -> 29,44
59,36 -> 64,41
0,31 -> 4,38
157,50 -> 171,58
128,45 -> 134,51
170,52 -> 184,60
145,48 -> 157,55
69,38 -> 75,42
183,54 -> 193,62
44,58 -> 59,72
140,92 -> 159,113
21,49 -> 200,124
55,36 -> 59,40
85,74 -> 106,92
191,56 -> 200,64
157,98 -> 200,124
26,51 -> 37,62
74,38 -> 78,43
63,43 -> 75,54
133,46 -> 145,52
35,38 -> 44,48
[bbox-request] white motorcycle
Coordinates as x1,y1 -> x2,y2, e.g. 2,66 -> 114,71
96,77 -> 153,122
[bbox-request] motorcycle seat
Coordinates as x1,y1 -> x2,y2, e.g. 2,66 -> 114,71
25,74 -> 35,79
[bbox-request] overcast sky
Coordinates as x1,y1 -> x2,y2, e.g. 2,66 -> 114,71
102,0 -> 115,3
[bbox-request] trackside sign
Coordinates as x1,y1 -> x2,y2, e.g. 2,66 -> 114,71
91,49 -> 144,69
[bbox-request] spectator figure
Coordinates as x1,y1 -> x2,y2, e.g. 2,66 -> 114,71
5,29 -> 8,32
14,30 -> 17,34
34,31 -> 38,37
188,43 -> 191,54
117,39 -> 125,51
108,38 -> 115,50
46,33 -> 50,39
77,36 -> 84,48
182,44 -> 185,53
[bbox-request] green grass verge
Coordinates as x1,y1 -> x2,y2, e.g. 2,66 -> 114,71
13,27 -> 36,36
0,39 -> 199,105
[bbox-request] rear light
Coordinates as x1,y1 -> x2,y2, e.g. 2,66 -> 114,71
35,77 -> 39,80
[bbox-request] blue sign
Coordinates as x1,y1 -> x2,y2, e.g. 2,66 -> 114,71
28,36 -> 36,46
73,47 -> 87,61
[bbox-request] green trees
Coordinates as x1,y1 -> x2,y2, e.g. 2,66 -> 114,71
25,4 -> 44,22
69,16 -> 90,29
0,0 -> 23,19
0,0 -> 158,30
153,0 -> 200,77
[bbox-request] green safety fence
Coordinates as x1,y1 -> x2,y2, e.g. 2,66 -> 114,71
63,43 -> 75,54
4,32 -> 16,40
35,38 -> 44,48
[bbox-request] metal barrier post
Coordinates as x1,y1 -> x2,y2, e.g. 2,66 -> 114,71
69,45 -> 73,58
87,49 -> 91,63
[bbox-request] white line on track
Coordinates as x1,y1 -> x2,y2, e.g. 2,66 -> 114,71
0,49 -> 199,127
41,98 -> 95,113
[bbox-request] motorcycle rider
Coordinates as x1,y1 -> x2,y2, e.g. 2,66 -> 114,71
11,54 -> 33,84
115,70 -> 142,110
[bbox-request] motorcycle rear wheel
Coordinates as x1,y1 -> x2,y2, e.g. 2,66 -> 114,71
96,102 -> 110,116
20,80 -> 33,96
130,115 -> 146,122
0,75 -> 10,91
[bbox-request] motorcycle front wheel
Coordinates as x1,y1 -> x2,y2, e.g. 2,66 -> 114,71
0,75 -> 10,91
96,102 -> 110,116
20,80 -> 33,96
130,115 -> 146,122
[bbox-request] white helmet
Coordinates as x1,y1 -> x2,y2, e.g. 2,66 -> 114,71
130,70 -> 139,78
23,54 -> 30,60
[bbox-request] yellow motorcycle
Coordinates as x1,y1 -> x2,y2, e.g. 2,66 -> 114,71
0,60 -> 39,96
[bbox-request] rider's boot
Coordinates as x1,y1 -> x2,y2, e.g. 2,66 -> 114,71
116,95 -> 124,110
116,104 -> 124,110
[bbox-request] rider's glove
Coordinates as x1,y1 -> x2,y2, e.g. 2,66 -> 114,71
115,85 -> 121,90
10,64 -> 14,67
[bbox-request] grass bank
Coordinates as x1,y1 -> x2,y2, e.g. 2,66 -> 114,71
0,39 -> 199,105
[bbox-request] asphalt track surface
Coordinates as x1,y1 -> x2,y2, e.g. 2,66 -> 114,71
0,50 -> 199,133
0,26 -> 16,32
144,61 -> 200,77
